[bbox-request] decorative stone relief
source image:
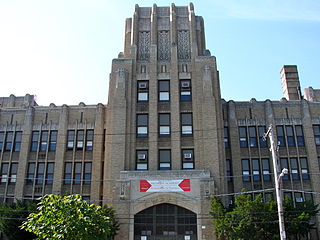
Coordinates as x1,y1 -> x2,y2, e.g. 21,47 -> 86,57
158,7 -> 169,16
177,30 -> 191,60
139,18 -> 151,31
177,17 -> 189,30
139,7 -> 151,18
158,31 -> 170,61
157,17 -> 170,30
176,6 -> 188,16
138,31 -> 150,61
116,68 -> 128,89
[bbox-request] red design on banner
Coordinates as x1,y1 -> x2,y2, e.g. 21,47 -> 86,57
140,180 -> 152,192
139,179 -> 191,192
178,179 -> 190,191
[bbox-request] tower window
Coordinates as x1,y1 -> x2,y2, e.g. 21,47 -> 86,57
180,80 -> 192,101
239,127 -> 248,148
313,125 -> 320,145
241,159 -> 250,182
137,81 -> 149,102
276,126 -> 286,147
159,150 -> 171,170
182,149 -> 194,169
181,113 -> 193,136
136,150 -> 148,170
158,80 -> 170,101
159,114 -> 170,137
137,114 -> 148,137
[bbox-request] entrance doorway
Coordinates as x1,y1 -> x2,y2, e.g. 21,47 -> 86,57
134,203 -> 197,240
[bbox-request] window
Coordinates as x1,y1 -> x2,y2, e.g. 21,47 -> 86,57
36,163 -> 45,185
9,163 -> 18,183
31,131 -> 39,152
258,126 -> 267,148
224,127 -> 230,148
159,114 -> 170,137
313,125 -> 320,146
262,159 -> 271,181
276,126 -> 285,147
300,157 -> 309,180
159,80 -> 170,101
136,150 -> 148,170
159,150 -> 171,170
46,163 -> 54,185
84,162 -> 92,184
248,127 -> 257,147
64,163 -> 72,184
0,132 -> 4,151
40,131 -> 49,152
180,80 -> 191,101
49,131 -> 58,151
239,127 -> 247,148
76,130 -> 84,150
286,126 -> 295,147
290,158 -> 299,180
252,159 -> 260,181
294,192 -> 303,203
74,162 -> 82,184
226,159 -> 232,182
0,163 -> 9,183
137,114 -> 148,137
241,159 -> 250,182
137,81 -> 149,101
182,149 -> 194,169
86,130 -> 94,151
13,131 -> 22,152
181,113 -> 192,136
67,130 -> 75,151
280,158 -> 289,180
295,126 -> 304,146
4,132 -> 13,151
27,163 -> 36,184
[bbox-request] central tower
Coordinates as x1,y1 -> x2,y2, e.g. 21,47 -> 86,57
104,3 -> 226,239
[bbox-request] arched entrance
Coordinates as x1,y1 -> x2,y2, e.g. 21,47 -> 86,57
134,203 -> 197,240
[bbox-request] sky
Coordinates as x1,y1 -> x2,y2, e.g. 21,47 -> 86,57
0,0 -> 319,106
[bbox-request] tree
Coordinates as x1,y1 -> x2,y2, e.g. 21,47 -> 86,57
210,193 -> 318,240
21,194 -> 119,240
0,200 -> 36,240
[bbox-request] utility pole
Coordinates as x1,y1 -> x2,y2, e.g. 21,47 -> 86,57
264,125 -> 287,240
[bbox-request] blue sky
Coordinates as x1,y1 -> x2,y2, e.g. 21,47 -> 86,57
0,0 -> 319,105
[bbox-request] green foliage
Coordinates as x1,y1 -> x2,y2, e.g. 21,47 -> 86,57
21,194 -> 119,240
210,192 -> 319,240
0,200 -> 36,240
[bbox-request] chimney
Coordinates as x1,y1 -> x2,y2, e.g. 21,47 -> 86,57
280,65 -> 301,100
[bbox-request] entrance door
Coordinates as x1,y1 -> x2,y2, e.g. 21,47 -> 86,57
134,203 -> 197,240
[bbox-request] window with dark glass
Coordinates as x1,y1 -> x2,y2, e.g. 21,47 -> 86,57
158,81 -> 170,102
137,81 -> 149,102
64,163 -> 72,184
84,162 -> 92,184
49,131 -> 58,151
9,163 -> 18,183
280,158 -> 289,180
159,150 -> 171,170
4,132 -> 13,151
182,149 -> 194,169
180,80 -> 191,101
40,131 -> 49,152
0,132 -> 4,151
86,130 -> 94,151
0,163 -> 9,184
252,159 -> 260,181
262,158 -> 271,181
290,158 -> 299,180
276,126 -> 286,147
299,157 -> 309,180
31,131 -> 39,152
258,126 -> 267,148
36,163 -> 45,185
294,192 -> 303,203
76,130 -> 84,150
27,163 -> 35,184
226,159 -> 232,182
224,127 -> 230,148
312,125 -> 320,146
67,130 -> 75,151
74,162 -> 82,184
181,113 -> 192,136
136,150 -> 148,170
13,131 -> 22,152
137,114 -> 148,137
295,126 -> 304,146
286,126 -> 295,147
159,113 -> 170,137
241,159 -> 250,182
46,163 -> 54,185
239,127 -> 248,148
248,127 -> 257,147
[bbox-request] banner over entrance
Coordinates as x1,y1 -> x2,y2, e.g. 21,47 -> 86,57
140,179 -> 190,192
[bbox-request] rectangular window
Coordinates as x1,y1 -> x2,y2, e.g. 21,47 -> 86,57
280,158 -> 289,180
64,163 -> 72,184
84,162 -> 92,185
159,113 -> 170,137
0,163 -> 9,183
40,131 -> 49,152
258,126 -> 267,148
295,126 -> 304,146
248,127 -> 257,147
86,130 -> 94,151
0,132 -> 4,151
27,163 -> 36,184
180,80 -> 191,101
224,127 -> 230,148
13,131 -> 22,152
276,126 -> 286,147
31,131 -> 39,152
226,159 -> 232,182
182,149 -> 194,169
9,163 -> 18,183
49,131 -> 58,151
74,162 -> 82,184
181,113 -> 193,136
294,192 -> 303,203
159,150 -> 171,170
76,130 -> 84,150
136,150 -> 148,170
46,163 -> 54,185
4,132 -> 13,151
137,114 -> 148,137
313,125 -> 320,146
159,80 -> 170,101
286,126 -> 295,147
36,163 -> 45,185
290,158 -> 299,180
239,127 -> 248,148
67,130 -> 75,151
252,159 -> 260,181
241,159 -> 250,182
262,158 -> 271,181
300,157 -> 309,180
137,81 -> 149,102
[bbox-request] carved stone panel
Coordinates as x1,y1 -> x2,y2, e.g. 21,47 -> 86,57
138,31 -> 150,61
158,31 -> 170,61
177,30 -> 191,60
